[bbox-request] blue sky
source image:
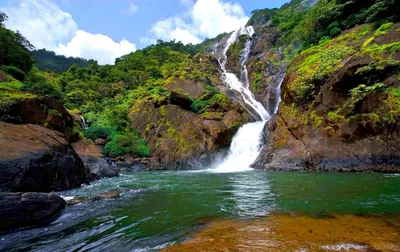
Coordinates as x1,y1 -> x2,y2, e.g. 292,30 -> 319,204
1,0 -> 289,64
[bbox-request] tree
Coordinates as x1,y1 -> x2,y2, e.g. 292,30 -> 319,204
0,11 -> 34,74
0,11 -> 7,27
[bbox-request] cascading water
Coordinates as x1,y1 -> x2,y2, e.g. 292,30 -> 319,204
80,115 -> 88,130
210,26 -> 283,173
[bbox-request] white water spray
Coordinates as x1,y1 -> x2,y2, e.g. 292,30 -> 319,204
210,26 -> 283,173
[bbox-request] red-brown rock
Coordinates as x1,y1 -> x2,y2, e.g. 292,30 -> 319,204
0,122 -> 89,192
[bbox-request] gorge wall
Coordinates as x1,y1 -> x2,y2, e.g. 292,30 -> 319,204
253,23 -> 400,172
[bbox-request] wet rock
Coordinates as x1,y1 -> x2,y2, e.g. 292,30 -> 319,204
0,192 -> 66,233
0,122 -> 89,192
116,155 -> 164,171
65,189 -> 138,206
72,139 -> 119,180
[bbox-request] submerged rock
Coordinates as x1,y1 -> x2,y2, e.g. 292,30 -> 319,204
64,189 -> 139,206
0,122 -> 89,192
0,192 -> 66,233
163,214 -> 400,251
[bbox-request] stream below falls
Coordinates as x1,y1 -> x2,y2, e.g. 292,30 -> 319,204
1,171 -> 399,251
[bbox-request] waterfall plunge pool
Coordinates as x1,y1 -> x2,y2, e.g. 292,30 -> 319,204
1,171 -> 399,251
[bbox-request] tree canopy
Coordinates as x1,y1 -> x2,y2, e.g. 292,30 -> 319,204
0,11 -> 34,75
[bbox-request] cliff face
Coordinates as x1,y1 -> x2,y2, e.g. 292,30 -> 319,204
129,83 -> 250,170
128,55 -> 251,170
253,23 -> 400,172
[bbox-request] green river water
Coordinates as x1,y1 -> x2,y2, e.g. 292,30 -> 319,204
0,171 -> 399,251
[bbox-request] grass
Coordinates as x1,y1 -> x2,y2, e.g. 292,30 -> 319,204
0,90 -> 37,111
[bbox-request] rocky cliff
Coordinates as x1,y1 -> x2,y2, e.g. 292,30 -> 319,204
253,23 -> 400,172
129,70 -> 251,169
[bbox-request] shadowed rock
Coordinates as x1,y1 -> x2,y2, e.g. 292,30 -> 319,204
0,122 -> 89,192
0,192 -> 66,233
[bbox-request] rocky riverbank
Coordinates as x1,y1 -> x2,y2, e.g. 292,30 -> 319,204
163,213 -> 400,251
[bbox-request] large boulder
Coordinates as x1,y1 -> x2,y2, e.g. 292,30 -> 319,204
0,192 -> 66,233
72,139 -> 119,180
254,24 -> 400,172
0,89 -> 77,140
0,122 -> 89,192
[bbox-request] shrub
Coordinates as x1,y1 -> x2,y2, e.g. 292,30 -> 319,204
2,66 -> 26,81
349,83 -> 386,103
22,67 -> 62,98
329,27 -> 342,37
104,132 -> 150,158
84,126 -> 112,140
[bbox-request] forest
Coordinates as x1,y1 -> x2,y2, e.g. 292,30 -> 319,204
0,0 -> 399,160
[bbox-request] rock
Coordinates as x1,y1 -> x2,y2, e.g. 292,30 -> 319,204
69,110 -> 88,130
165,79 -> 207,99
0,90 -> 76,140
94,138 -> 106,145
116,155 -> 164,171
169,91 -> 193,110
0,122 -> 89,192
72,138 -> 119,180
65,189 -> 137,206
254,24 -> 400,172
129,96 -> 250,170
0,192 -> 66,233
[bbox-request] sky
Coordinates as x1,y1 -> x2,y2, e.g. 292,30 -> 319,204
0,0 -> 289,64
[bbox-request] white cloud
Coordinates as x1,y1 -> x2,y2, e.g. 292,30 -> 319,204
143,0 -> 249,45
2,0 -> 78,51
57,30 -> 136,65
128,2 -> 138,14
1,0 -> 137,65
140,37 -> 157,46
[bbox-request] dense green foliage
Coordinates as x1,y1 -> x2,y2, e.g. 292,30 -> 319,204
31,49 -> 89,73
0,12 -> 228,158
84,126 -> 112,140
248,0 -> 400,59
301,0 -> 400,46
1,0 -> 399,159
0,12 -> 34,76
104,132 -> 151,158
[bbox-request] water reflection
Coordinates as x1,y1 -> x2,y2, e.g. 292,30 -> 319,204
1,171 -> 399,251
228,171 -> 276,217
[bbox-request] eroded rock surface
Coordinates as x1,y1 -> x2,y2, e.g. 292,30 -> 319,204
130,95 -> 250,170
0,122 -> 89,192
254,24 -> 400,172
72,139 -> 119,180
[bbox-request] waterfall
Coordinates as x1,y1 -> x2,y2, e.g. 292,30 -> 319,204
210,26 -> 283,173
80,115 -> 88,130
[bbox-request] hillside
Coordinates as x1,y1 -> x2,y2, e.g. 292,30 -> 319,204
1,0 -> 400,172
31,49 -> 89,73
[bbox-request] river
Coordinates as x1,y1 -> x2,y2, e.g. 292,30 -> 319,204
1,171 -> 399,251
